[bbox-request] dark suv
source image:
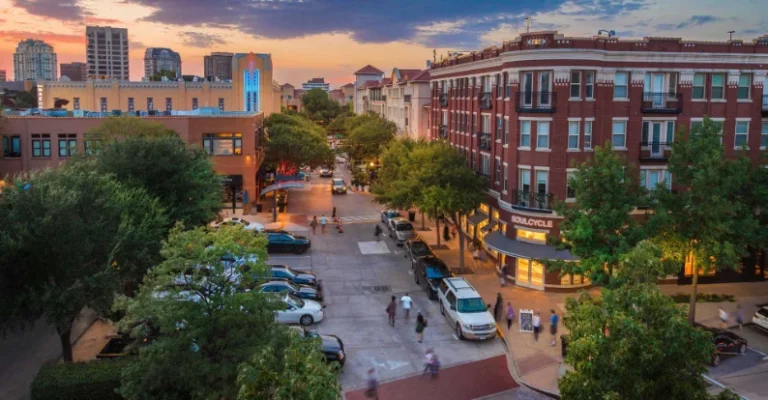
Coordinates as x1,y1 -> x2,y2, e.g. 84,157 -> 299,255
404,239 -> 435,267
264,230 -> 311,254
414,256 -> 453,300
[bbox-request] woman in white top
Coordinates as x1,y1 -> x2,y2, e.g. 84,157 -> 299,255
532,311 -> 541,342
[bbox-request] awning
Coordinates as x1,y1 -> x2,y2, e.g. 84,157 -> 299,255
260,180 -> 305,196
480,222 -> 496,233
467,211 -> 488,225
484,231 -> 578,261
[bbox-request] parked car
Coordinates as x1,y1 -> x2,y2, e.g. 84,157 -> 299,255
696,324 -> 748,366
276,189 -> 288,206
752,306 -> 768,331
211,217 -> 264,232
265,265 -> 318,286
331,178 -> 347,194
291,326 -> 345,366
381,209 -> 401,225
404,238 -> 435,267
274,293 -> 324,326
320,168 -> 333,177
257,280 -> 322,301
264,230 -> 311,254
387,217 -> 417,246
437,277 -> 497,340
414,256 -> 453,300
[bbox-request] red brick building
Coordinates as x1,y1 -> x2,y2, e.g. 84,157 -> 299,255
429,31 -> 768,291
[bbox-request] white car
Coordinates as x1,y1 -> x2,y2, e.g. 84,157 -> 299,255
211,217 -> 264,232
753,306 -> 768,330
275,293 -> 324,326
437,277 -> 497,340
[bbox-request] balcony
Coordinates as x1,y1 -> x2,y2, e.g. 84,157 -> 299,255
475,169 -> 490,178
512,190 -> 555,213
382,95 -> 387,102
515,92 -> 556,113
762,95 -> 768,117
439,125 -> 448,138
439,94 -> 448,107
404,95 -> 411,103
641,92 -> 682,114
639,142 -> 673,161
479,92 -> 492,110
478,133 -> 492,150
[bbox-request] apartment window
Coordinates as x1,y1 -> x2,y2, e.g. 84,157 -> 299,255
640,169 -> 672,190
166,98 -> 172,111
738,74 -> 751,100
536,121 -> 550,149
570,71 -> 581,98
58,134 -> 77,157
471,114 -> 476,132
482,115 -> 491,133
568,121 -> 579,150
2,135 -> 21,157
442,111 -> 448,126
100,97 -> 107,112
73,97 -> 80,110
192,98 -> 199,110
496,116 -> 503,136
84,140 -> 100,156
735,121 -> 749,148
503,164 -> 508,192
520,121 -> 531,147
711,74 -> 725,99
127,97 -> 134,113
495,73 -> 502,96
762,122 -> 768,150
147,97 -> 154,110
584,121 -> 593,150
481,154 -> 491,176
585,71 -> 595,99
504,72 -> 511,98
566,171 -> 576,200
519,169 -> 531,192
219,98 -> 225,111
612,121 -> 627,148
692,74 -> 705,99
405,117 -> 409,127
202,133 -> 243,156
504,119 -> 509,145
535,170 -> 548,195
614,72 -> 628,99
495,158 -> 501,183
31,134 -> 51,157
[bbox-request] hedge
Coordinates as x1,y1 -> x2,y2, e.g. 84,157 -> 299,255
670,293 -> 736,304
30,357 -> 132,400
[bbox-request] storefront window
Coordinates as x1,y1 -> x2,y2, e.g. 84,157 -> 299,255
499,222 -> 507,235
203,133 -> 243,156
492,209 -> 500,222
517,259 -> 544,288
479,203 -> 489,215
683,264 -> 716,277
516,228 -> 547,244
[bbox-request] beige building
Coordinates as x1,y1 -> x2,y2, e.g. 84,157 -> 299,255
280,83 -> 303,111
37,53 -> 280,116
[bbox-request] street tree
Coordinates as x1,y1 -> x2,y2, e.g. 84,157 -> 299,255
85,116 -> 177,144
264,112 -> 335,173
149,69 -> 179,82
546,144 -> 647,286
0,162 -> 166,362
559,283 -> 718,400
326,111 -> 355,138
301,89 -> 342,125
371,138 -> 423,224
343,114 -> 396,165
653,117 -> 757,323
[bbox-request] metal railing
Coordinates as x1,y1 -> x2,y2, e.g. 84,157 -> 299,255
479,92 -> 492,109
641,92 -> 682,114
515,91 -> 556,113
478,133 -> 492,150
439,94 -> 448,107
512,190 -> 555,212
639,141 -> 673,161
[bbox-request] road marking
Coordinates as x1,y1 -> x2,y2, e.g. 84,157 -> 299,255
702,374 -> 750,400
340,214 -> 380,223
358,241 -> 390,255
268,256 -> 312,259
387,360 -> 410,370
748,347 -> 767,357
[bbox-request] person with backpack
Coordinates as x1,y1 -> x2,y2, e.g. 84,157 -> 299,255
416,312 -> 427,343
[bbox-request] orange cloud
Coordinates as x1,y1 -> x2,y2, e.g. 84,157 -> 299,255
84,17 -> 122,25
0,30 -> 83,45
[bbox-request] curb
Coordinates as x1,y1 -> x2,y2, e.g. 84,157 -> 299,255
496,328 -> 561,400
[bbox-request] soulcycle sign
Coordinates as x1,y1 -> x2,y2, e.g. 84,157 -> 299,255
511,215 -> 554,229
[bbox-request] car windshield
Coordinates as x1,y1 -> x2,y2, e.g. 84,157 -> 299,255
457,297 -> 488,313
411,242 -> 429,253
385,211 -> 399,218
283,281 -> 300,291
396,223 -> 414,231
333,179 -> 344,186
275,268 -> 296,278
284,294 -> 305,308
758,308 -> 768,317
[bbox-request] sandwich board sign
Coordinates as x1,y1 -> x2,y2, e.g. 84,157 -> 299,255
519,309 -> 534,333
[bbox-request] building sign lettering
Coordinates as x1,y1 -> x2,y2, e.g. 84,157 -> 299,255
511,215 -> 553,229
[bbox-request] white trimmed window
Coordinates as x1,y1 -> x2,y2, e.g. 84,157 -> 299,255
496,116 -> 503,136
762,122 -> 768,150
711,74 -> 725,99
535,170 -> 549,195
614,72 -> 629,99
570,71 -> 581,98
442,111 -> 448,125
503,164 -> 508,191
520,121 -> 531,148
568,121 -> 580,149
584,121 -> 593,150
612,121 -> 627,148
495,158 -> 501,183
519,168 -> 531,192
566,171 -> 576,200
735,121 -> 749,149
482,115 -> 491,133
585,71 -> 595,99
738,74 -> 751,100
504,119 -> 509,145
536,121 -> 550,149
692,73 -> 705,99
640,169 -> 672,190
481,154 -> 490,175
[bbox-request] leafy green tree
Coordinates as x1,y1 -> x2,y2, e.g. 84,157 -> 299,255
546,145 -> 647,286
343,114 -> 396,165
149,69 -> 179,81
371,138 -> 422,223
0,163 -> 166,362
559,283 -> 717,400
301,89 -> 342,125
264,112 -> 334,173
115,225 -> 275,400
85,116 -> 177,144
613,240 -> 680,285
7,88 -> 38,108
326,111 -> 354,137
653,117 -> 757,323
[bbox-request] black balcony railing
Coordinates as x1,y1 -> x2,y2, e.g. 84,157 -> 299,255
478,133 -> 491,150
512,190 -> 555,213
762,95 -> 768,117
475,169 -> 490,178
479,92 -> 492,109
515,92 -> 556,113
439,93 -> 448,107
439,125 -> 448,138
641,92 -> 682,114
639,141 -> 673,161
404,94 -> 411,103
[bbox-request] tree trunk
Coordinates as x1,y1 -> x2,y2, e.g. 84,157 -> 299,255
58,326 -> 73,363
688,247 -> 698,325
456,212 -> 465,274
421,212 -> 426,231
435,216 -> 441,247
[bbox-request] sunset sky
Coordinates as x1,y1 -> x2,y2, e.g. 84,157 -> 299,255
1,0 -> 766,88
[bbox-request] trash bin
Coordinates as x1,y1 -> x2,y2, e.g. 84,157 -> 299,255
561,334 -> 568,358
408,210 -> 416,222
255,203 -> 263,213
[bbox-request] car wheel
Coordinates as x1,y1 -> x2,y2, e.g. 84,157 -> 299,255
712,353 -> 721,366
440,302 -> 445,316
739,344 -> 747,355
300,315 -> 314,326
456,324 -> 465,340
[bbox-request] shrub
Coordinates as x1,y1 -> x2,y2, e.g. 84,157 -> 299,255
30,358 -> 132,400
670,293 -> 736,304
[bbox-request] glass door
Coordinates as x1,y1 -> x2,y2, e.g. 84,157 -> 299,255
539,72 -> 551,106
516,258 -> 544,290
650,122 -> 662,158
522,73 -> 533,106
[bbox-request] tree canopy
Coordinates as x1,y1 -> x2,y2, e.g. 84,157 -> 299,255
85,117 -> 177,143
0,162 -> 166,362
264,112 -> 335,173
343,113 -> 397,164
149,69 -> 179,82
301,89 -> 343,125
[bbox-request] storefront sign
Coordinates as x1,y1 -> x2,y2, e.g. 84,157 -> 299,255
519,309 -> 534,333
511,215 -> 553,229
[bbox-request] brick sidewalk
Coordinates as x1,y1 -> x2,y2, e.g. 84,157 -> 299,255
344,355 -> 517,400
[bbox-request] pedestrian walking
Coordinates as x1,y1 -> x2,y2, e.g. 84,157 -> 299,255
443,224 -> 450,241
430,353 -> 441,379
550,309 -> 559,346
320,215 -> 327,234
310,216 -> 318,235
374,224 -> 383,241
533,310 -> 541,342
365,368 -> 379,399
451,224 -> 457,239
719,306 -> 729,329
422,349 -> 434,377
401,293 -> 413,320
506,302 -> 515,330
416,312 -> 427,343
386,296 -> 396,327
499,265 -> 508,287
332,206 -> 337,218
493,293 -> 503,322
735,304 -> 745,332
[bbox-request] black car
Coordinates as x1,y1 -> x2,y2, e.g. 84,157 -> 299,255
414,256 -> 453,300
268,265 -> 318,286
697,324 -> 748,366
257,280 -> 322,301
404,239 -> 435,267
264,230 -> 311,254
292,327 -> 345,366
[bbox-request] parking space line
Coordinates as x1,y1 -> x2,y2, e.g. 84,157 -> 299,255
702,375 -> 749,400
748,347 -> 767,357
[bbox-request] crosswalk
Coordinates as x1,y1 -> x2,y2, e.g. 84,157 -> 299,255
339,214 -> 381,224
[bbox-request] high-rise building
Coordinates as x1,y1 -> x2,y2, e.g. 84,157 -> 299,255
13,39 -> 57,81
60,62 -> 87,81
86,26 -> 129,80
0,70 -> 6,82
144,48 -> 182,79
302,77 -> 330,92
204,52 -> 233,81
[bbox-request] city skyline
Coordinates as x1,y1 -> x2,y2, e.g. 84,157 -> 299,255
1,0 -> 767,86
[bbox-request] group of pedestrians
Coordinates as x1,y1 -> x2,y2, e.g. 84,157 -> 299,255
309,209 -> 344,234
386,294 -> 427,343
492,293 -> 560,347
719,304 -> 746,331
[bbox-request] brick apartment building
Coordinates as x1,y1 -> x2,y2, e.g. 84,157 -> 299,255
429,31 -> 768,291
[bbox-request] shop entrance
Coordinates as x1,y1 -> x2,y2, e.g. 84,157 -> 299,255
222,175 -> 243,211
516,258 -> 544,290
